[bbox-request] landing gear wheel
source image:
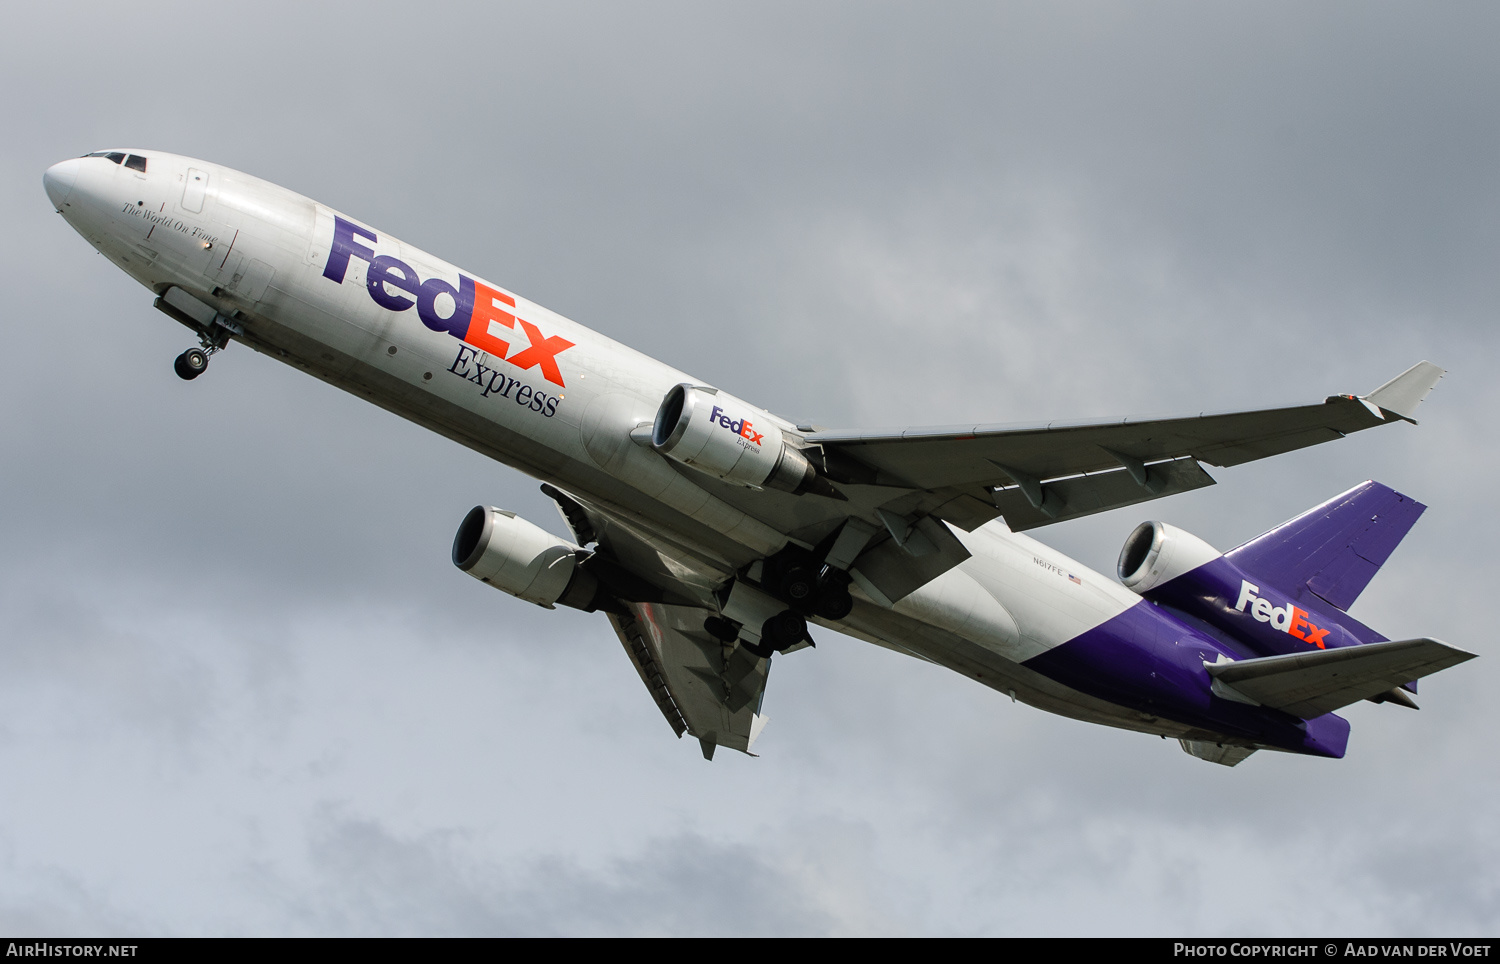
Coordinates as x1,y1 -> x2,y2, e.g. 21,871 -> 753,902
703,616 -> 740,643
780,566 -> 817,605
760,610 -> 807,652
174,347 -> 209,380
815,583 -> 854,620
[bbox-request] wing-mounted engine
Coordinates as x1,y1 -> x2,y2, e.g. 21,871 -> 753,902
651,383 -> 825,494
452,506 -> 603,611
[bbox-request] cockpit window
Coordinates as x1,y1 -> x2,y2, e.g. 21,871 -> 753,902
78,151 -> 141,169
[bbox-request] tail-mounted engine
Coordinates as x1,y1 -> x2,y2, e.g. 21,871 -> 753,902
1117,521 -> 1222,593
1117,519 -> 1370,659
651,383 -> 819,494
452,506 -> 601,611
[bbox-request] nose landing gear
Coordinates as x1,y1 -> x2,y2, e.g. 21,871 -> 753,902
157,290 -> 241,381
173,346 -> 212,380
172,321 -> 237,381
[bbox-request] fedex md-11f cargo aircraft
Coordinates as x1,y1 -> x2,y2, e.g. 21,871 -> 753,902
44,149 -> 1474,767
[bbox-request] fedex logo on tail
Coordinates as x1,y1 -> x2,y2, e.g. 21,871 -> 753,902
709,405 -> 763,446
1235,580 -> 1329,648
322,216 -> 574,387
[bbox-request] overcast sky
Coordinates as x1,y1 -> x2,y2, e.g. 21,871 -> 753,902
3,1 -> 1497,936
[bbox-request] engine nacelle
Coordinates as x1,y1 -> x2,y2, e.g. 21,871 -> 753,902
1117,520 -> 1222,594
651,383 -> 816,493
452,506 -> 600,610
1117,518 -> 1373,660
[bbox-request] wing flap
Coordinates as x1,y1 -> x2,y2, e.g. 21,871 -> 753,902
987,457 -> 1216,532
1206,638 -> 1475,718
849,514 -> 973,605
611,602 -> 772,757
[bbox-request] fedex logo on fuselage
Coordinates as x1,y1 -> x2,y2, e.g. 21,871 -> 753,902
322,216 -> 574,387
709,405 -> 763,446
1235,580 -> 1329,649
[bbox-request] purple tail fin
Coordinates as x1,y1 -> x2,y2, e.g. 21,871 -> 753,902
1226,481 -> 1425,613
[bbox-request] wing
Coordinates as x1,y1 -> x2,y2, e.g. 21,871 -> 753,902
806,361 -> 1444,532
543,485 -> 772,759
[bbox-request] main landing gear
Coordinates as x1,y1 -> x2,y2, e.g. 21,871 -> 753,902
703,542 -> 858,661
764,552 -> 855,621
704,610 -> 808,660
748,610 -> 809,659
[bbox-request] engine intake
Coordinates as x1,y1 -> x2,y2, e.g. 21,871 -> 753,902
452,506 -> 600,611
1117,520 -> 1222,594
651,383 -> 816,493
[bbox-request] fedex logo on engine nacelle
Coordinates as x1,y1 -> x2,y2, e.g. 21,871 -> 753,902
1235,580 -> 1330,648
322,216 -> 574,387
709,405 -> 763,446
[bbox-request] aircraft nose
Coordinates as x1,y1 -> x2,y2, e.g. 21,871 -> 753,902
43,158 -> 81,210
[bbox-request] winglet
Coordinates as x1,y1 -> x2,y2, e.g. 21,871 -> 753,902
1362,360 -> 1445,424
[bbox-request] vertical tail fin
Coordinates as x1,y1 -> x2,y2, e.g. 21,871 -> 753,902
1225,481 -> 1425,613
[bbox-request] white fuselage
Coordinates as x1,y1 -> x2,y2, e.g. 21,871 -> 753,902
47,151 -> 1176,739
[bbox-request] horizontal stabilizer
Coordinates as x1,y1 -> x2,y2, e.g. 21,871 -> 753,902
1207,638 -> 1475,718
1226,481 -> 1426,612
